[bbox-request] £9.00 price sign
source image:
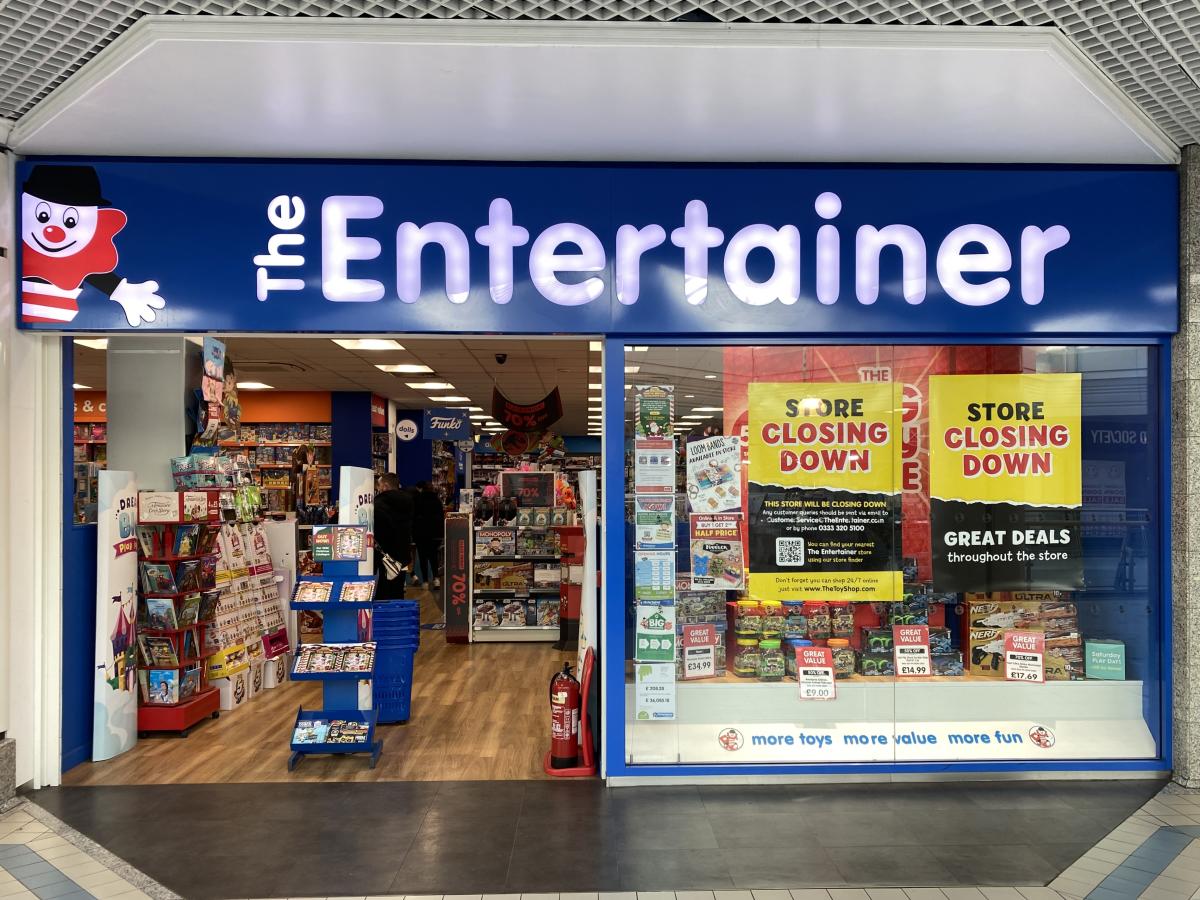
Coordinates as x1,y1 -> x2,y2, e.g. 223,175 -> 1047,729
796,646 -> 836,700
893,624 -> 931,677
1004,630 -> 1045,683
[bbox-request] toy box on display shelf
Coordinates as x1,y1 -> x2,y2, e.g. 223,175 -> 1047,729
468,469 -> 583,643
288,523 -> 384,770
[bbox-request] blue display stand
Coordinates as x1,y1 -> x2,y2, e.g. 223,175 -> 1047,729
288,558 -> 382,771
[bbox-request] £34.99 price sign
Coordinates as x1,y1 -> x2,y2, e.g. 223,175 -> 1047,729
1004,630 -> 1045,683
680,623 -> 719,680
893,624 -> 931,677
796,645 -> 836,700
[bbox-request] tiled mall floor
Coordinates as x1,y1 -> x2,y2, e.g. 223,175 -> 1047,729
11,781 -> 1200,900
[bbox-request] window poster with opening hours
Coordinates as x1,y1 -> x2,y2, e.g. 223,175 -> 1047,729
747,382 -> 902,602
929,374 -> 1082,592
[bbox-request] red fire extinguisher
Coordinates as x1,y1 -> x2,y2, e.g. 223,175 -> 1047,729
549,662 -> 580,769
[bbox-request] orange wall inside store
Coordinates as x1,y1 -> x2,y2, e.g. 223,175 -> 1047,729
73,391 -> 107,422
239,391 -> 331,423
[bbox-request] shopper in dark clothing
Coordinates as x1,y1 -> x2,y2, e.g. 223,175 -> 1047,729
412,481 -> 446,589
374,472 -> 414,600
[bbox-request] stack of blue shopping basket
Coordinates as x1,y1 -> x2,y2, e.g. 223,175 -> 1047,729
373,599 -> 420,724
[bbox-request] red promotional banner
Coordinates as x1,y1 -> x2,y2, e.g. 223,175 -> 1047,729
492,386 -> 564,432
444,514 -> 472,644
370,394 -> 387,427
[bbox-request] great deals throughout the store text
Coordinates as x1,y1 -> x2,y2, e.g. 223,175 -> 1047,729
254,194 -> 1071,309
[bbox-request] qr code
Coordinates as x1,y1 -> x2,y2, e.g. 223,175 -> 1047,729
776,537 -> 806,566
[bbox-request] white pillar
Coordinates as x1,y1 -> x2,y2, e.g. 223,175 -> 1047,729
0,150 -> 64,789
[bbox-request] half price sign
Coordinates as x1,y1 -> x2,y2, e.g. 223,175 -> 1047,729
1004,630 -> 1045,683
796,645 -> 836,700
893,624 -> 931,677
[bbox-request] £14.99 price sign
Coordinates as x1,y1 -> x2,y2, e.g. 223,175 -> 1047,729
796,645 -> 836,700
893,624 -> 931,677
1004,630 -> 1045,683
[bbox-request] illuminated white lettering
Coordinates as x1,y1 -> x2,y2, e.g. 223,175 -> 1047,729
396,221 -> 470,304
529,223 -> 606,306
615,224 -> 666,305
475,199 -> 529,304
856,224 -> 927,306
937,224 -> 1011,307
1020,225 -> 1071,305
815,192 -> 841,305
723,224 -> 801,306
670,200 -> 724,306
322,195 -> 384,303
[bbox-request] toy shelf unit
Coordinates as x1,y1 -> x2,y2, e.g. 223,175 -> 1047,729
219,422 -> 333,514
73,422 -> 107,523
288,527 -> 382,770
470,522 -> 575,643
134,496 -> 226,736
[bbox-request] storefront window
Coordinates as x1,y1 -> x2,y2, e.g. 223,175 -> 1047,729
623,344 -> 1162,766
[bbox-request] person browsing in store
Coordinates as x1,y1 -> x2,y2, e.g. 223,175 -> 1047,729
373,472 -> 414,600
411,480 -> 447,590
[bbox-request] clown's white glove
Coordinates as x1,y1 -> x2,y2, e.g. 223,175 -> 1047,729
111,279 -> 166,326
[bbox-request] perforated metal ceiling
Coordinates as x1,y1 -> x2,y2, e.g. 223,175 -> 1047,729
1,0 -> 1197,147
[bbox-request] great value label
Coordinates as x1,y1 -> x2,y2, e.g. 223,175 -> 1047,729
796,645 -> 836,701
1004,630 -> 1045,683
893,624 -> 931,677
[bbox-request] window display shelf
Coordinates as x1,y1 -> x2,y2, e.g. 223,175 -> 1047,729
624,678 -> 1156,764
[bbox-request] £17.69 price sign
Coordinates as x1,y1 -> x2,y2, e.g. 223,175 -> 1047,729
1004,630 -> 1045,683
893,624 -> 931,677
796,645 -> 836,700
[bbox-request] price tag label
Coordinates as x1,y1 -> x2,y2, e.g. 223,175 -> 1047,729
795,646 -> 836,700
682,644 -> 715,679
1004,630 -> 1045,683
893,624 -> 931,677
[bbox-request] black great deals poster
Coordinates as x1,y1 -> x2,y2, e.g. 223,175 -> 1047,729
928,373 -> 1083,591
747,382 -> 902,602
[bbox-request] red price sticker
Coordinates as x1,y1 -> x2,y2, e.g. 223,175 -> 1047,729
796,646 -> 836,700
1004,630 -> 1045,683
893,624 -> 931,677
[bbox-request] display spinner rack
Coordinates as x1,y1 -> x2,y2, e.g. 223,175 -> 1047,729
288,558 -> 382,770
135,505 -> 223,735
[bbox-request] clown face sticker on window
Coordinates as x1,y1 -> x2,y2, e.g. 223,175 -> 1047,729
20,165 -> 166,326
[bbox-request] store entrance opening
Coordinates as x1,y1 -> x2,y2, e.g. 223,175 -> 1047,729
63,335 -> 601,784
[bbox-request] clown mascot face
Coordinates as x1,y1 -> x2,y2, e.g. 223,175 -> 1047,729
20,164 -> 165,326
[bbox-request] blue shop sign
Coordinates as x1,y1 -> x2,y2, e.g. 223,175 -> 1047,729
15,160 -> 1178,336
422,408 -> 472,441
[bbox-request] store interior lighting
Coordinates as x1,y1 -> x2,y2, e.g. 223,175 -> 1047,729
332,339 -> 404,351
376,364 -> 434,374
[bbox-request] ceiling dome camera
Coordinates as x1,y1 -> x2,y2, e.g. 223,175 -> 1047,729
495,353 -> 508,364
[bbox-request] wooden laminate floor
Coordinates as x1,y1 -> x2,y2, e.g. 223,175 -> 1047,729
64,588 -> 568,784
